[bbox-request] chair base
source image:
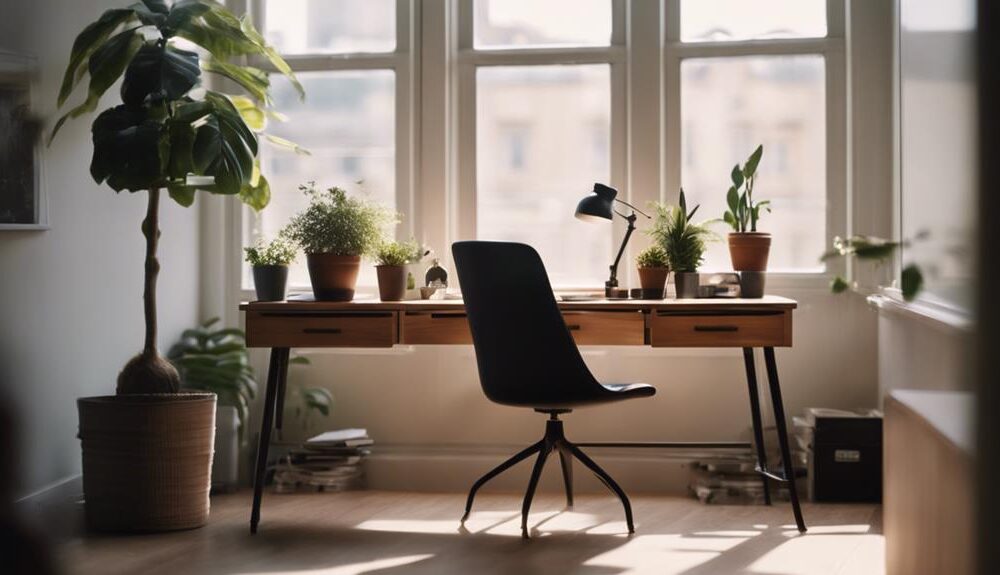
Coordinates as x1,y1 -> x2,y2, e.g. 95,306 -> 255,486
460,413 -> 635,538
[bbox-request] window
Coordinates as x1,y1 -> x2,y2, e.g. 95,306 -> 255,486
458,0 -> 624,287
667,0 -> 844,273
242,0 -> 412,289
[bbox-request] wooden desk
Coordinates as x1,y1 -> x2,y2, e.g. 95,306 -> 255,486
240,296 -> 805,533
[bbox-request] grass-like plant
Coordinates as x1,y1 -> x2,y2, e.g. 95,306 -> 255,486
282,183 -> 397,256
648,190 -> 717,273
636,244 -> 669,269
49,0 -> 303,395
723,145 -> 771,233
244,237 -> 297,266
375,240 -> 419,266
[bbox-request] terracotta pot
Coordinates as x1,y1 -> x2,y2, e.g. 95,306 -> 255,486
728,232 -> 772,272
306,253 -> 361,301
376,265 -> 407,301
78,393 -> 216,532
252,265 -> 288,302
637,267 -> 669,291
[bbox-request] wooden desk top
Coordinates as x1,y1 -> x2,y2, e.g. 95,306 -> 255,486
240,294 -> 797,313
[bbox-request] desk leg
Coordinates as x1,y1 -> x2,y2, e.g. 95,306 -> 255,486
742,348 -> 772,505
763,347 -> 807,533
250,347 -> 289,534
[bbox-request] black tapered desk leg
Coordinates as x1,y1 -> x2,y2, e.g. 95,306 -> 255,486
763,347 -> 807,533
250,347 -> 289,534
274,350 -> 290,432
742,347 -> 772,505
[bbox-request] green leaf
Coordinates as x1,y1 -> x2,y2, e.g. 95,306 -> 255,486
288,355 -> 311,365
201,59 -> 270,104
240,170 -> 270,211
743,144 -> 763,179
830,276 -> 849,294
89,105 -> 166,192
723,210 -> 737,230
239,15 -> 304,99
50,26 -> 144,143
121,44 -> 201,108
230,95 -> 266,131
130,1 -> 167,26
164,0 -> 212,32
730,164 -> 744,189
57,8 -> 137,108
726,185 -> 739,218
166,114 -> 197,178
141,0 -> 169,14
263,133 -> 310,155
167,182 -> 196,207
901,264 -> 924,301
192,92 -> 258,195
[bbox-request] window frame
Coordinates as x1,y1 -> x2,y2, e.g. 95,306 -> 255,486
663,0 -> 848,282
453,0 -> 628,289
231,0 -> 418,292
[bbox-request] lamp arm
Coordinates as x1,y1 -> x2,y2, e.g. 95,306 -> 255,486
607,212 -> 638,289
614,198 -> 651,219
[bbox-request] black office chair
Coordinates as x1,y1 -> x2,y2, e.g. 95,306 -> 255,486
452,241 -> 656,538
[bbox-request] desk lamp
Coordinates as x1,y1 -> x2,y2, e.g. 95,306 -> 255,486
575,183 -> 651,299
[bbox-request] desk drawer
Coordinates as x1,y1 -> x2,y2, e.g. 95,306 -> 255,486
400,310 -> 645,346
562,311 -> 645,345
401,311 -> 472,345
245,311 -> 397,348
649,310 -> 791,348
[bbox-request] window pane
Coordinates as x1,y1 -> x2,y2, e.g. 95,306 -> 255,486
681,0 -> 826,43
680,56 -> 826,273
476,65 -> 611,287
474,0 -> 612,49
245,71 -> 395,289
263,0 -> 395,54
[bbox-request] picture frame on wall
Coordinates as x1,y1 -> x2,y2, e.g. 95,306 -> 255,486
0,49 -> 47,231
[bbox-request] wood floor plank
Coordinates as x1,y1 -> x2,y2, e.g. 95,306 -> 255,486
58,490 -> 884,575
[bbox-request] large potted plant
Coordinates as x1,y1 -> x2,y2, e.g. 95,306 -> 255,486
650,190 -> 715,299
50,0 -> 300,531
282,183 -> 396,301
723,145 -> 772,282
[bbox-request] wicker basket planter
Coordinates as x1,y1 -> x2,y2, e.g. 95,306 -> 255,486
78,393 -> 216,532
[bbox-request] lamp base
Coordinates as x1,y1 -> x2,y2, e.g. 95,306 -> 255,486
604,287 -> 630,299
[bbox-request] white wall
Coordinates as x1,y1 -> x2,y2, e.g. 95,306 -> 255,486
0,0 -> 201,499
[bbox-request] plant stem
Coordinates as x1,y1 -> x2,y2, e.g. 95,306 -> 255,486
142,187 -> 162,356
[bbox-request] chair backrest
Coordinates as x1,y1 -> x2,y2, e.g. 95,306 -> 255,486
452,241 -> 602,408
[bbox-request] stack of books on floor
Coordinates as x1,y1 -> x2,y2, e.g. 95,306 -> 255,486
273,428 -> 373,493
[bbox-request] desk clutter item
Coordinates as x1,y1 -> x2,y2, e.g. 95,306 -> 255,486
794,408 -> 883,503
273,428 -> 373,493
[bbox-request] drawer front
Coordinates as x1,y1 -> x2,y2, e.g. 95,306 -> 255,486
562,311 -> 645,345
400,310 -> 645,346
401,311 -> 473,345
245,311 -> 397,348
649,310 -> 791,347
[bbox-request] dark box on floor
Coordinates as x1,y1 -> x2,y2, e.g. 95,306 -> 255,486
801,408 -> 883,503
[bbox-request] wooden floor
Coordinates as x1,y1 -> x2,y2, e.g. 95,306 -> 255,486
59,490 -> 884,575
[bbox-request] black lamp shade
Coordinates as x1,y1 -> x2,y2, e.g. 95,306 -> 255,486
575,183 -> 618,222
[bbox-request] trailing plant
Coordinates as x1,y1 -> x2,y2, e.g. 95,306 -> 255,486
376,240 -> 419,266
168,318 -> 256,437
648,189 -> 717,273
49,0 -> 303,395
723,144 -> 771,233
282,183 -> 397,256
244,237 -> 296,266
821,235 -> 925,301
636,245 -> 669,269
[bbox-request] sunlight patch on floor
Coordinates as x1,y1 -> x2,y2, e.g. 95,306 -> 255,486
749,533 -> 886,575
355,510 -> 604,536
585,531 -> 759,575
249,554 -> 434,575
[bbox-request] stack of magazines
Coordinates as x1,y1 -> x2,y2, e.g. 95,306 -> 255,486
273,428 -> 373,493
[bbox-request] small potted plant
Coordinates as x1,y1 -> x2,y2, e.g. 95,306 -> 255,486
635,244 -> 670,297
244,237 -> 297,301
374,240 -> 416,301
723,145 -> 771,296
650,190 -> 715,299
283,183 -> 396,301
